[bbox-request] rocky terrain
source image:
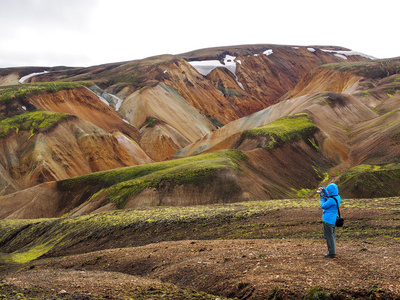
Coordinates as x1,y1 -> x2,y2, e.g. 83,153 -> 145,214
0,44 -> 399,298
1,44 -> 396,216
1,197 -> 399,299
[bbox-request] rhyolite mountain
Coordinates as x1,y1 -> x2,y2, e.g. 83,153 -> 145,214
0,44 -> 399,219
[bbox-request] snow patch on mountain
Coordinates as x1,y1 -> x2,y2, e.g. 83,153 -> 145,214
320,49 -> 376,60
188,55 -> 236,77
89,85 -> 124,111
189,55 -> 245,90
263,49 -> 273,56
334,54 -> 348,60
98,95 -> 110,107
19,71 -> 49,83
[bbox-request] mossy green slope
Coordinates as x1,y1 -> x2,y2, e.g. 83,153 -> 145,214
0,110 -> 71,138
325,57 -> 400,79
339,163 -> 400,198
58,149 -> 247,209
0,198 -> 317,264
0,82 -> 85,102
241,113 -> 317,149
1,196 -> 399,265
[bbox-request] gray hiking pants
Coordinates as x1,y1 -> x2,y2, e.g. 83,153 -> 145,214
323,222 -> 336,255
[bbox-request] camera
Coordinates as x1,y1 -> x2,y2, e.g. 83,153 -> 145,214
317,186 -> 329,197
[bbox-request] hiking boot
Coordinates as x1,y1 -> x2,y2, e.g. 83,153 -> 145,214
324,253 -> 336,258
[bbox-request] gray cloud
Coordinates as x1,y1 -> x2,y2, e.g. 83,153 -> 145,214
0,0 -> 398,68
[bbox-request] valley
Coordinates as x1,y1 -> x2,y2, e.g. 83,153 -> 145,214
1,43 -> 400,299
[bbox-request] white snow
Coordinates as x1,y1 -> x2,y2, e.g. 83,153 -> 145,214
188,60 -> 225,76
109,94 -> 124,111
163,70 -> 168,73
98,95 -> 110,106
188,55 -> 245,90
254,54 -> 258,57
97,93 -> 123,111
292,47 -> 299,50
22,106 -> 26,110
334,54 -> 348,60
89,85 -> 124,111
188,55 -> 237,76
320,49 -> 376,60
263,49 -> 273,56
236,60 -> 242,65
122,119 -> 130,124
19,71 -> 49,83
307,48 -> 316,53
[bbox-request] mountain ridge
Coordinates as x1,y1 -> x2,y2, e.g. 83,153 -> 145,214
1,44 -> 399,219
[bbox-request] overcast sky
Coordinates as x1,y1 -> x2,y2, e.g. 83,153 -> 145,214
0,0 -> 398,68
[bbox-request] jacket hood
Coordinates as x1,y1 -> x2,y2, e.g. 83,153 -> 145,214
327,183 -> 339,196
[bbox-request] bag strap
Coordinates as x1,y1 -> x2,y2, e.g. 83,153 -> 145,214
332,196 -> 341,217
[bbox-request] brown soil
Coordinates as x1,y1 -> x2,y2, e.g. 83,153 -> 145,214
1,207 -> 400,299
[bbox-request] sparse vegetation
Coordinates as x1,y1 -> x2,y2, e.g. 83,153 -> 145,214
1,196 -> 399,266
339,163 -> 400,198
304,286 -> 331,300
143,116 -> 159,128
217,84 -> 240,96
2,46 -> 400,299
1,196 -> 400,299
0,279 -> 224,300
58,149 -> 247,208
340,163 -> 400,184
325,58 -> 400,79
295,188 -> 313,198
210,116 -> 224,128
0,110 -> 71,138
0,82 -> 83,102
243,113 -> 317,149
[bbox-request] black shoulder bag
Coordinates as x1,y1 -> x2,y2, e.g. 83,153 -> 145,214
332,196 -> 344,227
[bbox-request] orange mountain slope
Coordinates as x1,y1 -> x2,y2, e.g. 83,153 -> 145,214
1,46 -> 400,219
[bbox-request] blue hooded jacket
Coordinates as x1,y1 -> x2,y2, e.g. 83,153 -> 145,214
320,183 -> 341,225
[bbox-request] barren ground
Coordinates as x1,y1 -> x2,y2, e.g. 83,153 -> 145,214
1,203 -> 400,299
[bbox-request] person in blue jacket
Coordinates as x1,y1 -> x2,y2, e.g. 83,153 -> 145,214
318,183 -> 341,258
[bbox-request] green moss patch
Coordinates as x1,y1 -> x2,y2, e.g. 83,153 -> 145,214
340,164 -> 400,183
58,149 -> 247,209
1,196 -> 399,265
242,113 -> 317,149
312,92 -> 348,107
217,84 -> 240,96
325,58 -> 400,79
0,82 -> 83,102
0,110 -> 71,138
142,116 -> 159,128
0,238 -> 62,264
339,163 -> 400,198
0,198 -> 317,264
